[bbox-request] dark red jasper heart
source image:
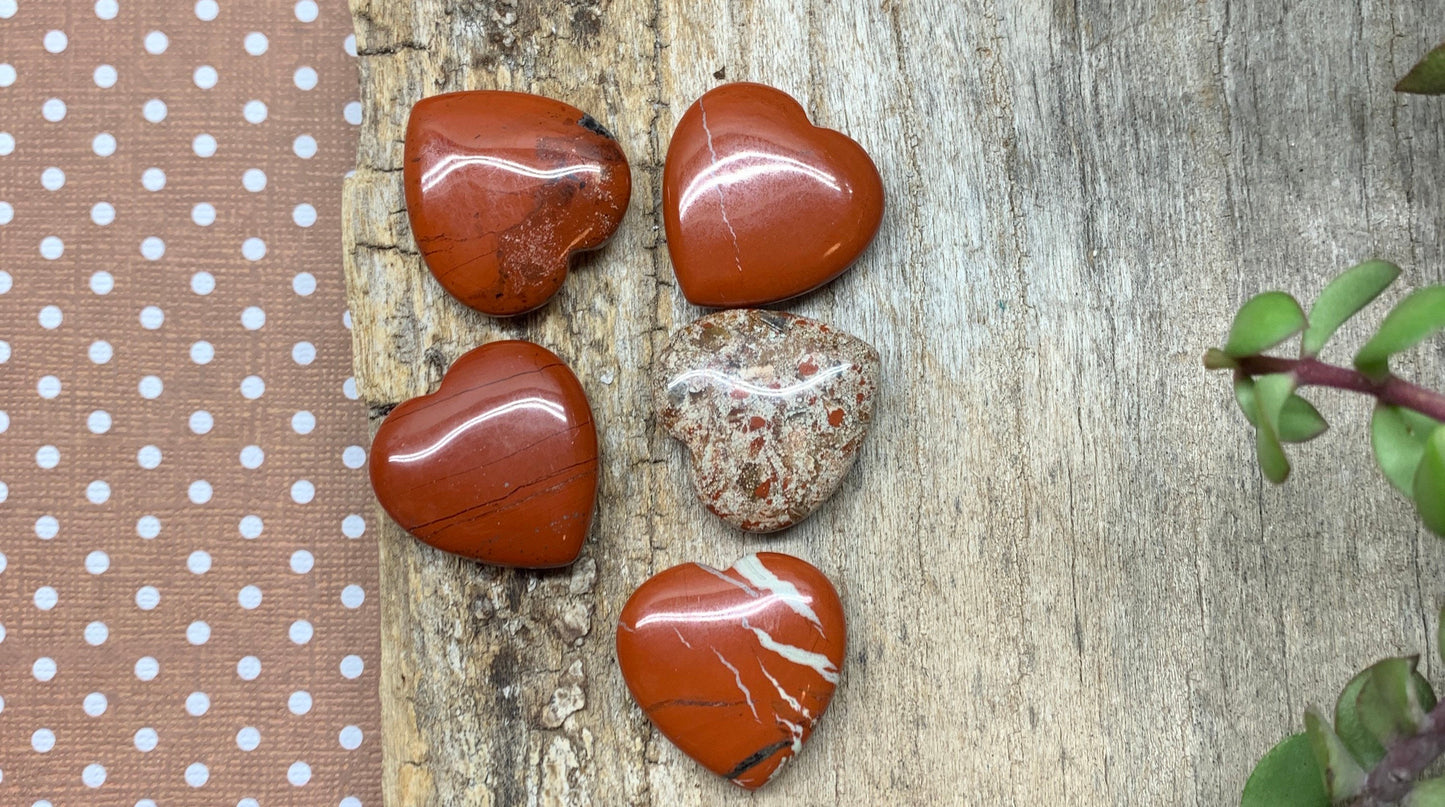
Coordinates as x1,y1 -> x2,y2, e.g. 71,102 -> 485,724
404,91 -> 632,316
617,552 -> 846,790
368,341 -> 598,568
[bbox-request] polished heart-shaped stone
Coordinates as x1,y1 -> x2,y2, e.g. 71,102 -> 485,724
617,552 -> 846,790
404,91 -> 631,316
368,341 -> 598,567
662,82 -> 884,307
654,310 -> 879,532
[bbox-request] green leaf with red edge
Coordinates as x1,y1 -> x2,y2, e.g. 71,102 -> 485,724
1397,42 -> 1445,95
1225,292 -> 1308,358
1336,660 -> 1438,769
1303,260 -> 1400,357
1371,405 -> 1442,495
1354,287 -> 1445,380
1241,733 -> 1330,807
1305,709 -> 1367,801
1414,426 -> 1445,537
1356,656 -> 1436,748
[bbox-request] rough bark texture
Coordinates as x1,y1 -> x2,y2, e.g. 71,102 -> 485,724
341,1 -> 1445,804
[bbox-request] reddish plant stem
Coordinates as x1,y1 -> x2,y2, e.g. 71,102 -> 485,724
1350,699 -> 1445,805
1234,355 -> 1445,423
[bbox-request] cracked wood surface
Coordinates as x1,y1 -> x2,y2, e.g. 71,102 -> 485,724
342,1 -> 1445,804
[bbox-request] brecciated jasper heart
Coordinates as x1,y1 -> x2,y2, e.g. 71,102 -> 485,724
617,552 -> 846,790
368,341 -> 599,568
404,91 -> 632,316
662,82 -> 885,307
654,309 -> 879,532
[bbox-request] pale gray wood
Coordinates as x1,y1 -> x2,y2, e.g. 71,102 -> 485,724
342,1 -> 1445,803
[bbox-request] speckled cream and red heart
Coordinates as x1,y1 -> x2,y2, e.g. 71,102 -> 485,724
368,341 -> 598,568
617,552 -> 846,789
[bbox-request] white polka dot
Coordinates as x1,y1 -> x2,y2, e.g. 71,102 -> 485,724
295,0 -> 318,21
38,305 -> 62,328
193,64 -> 218,89
236,728 -> 260,752
37,375 -> 61,399
289,620 -> 313,644
195,0 -> 218,20
293,411 -> 316,433
137,445 -> 161,468
191,202 -> 216,226
135,586 -> 159,610
293,341 -> 316,365
188,479 -> 212,504
83,693 -> 108,717
193,133 -> 217,157
43,30 -> 68,53
0,203 -> 11,225
287,690 -> 312,714
186,691 -> 209,716
92,132 -> 117,156
187,551 -> 211,574
239,445 -> 264,468
187,622 -> 211,646
42,98 -> 67,122
90,340 -> 113,364
94,64 -> 118,88
134,728 -> 158,752
141,167 -> 166,191
189,410 -> 213,434
243,168 -> 267,192
244,32 -> 269,55
138,374 -> 163,399
339,725 -> 363,750
294,66 -> 318,90
237,585 -> 262,609
33,656 -> 57,680
82,762 -> 106,788
0,341 -> 8,363
86,481 -> 111,504
0,63 -> 14,86
0,132 -> 13,155
84,621 -> 108,646
344,100 -> 363,125
36,445 -> 60,468
239,799 -> 259,807
292,272 -> 317,295
95,0 -> 118,19
35,515 -> 59,539
191,271 -> 215,294
136,515 -> 161,539
242,237 -> 266,261
91,205 -> 116,230
87,410 -> 111,433
41,166 -> 65,190
241,375 -> 265,399
185,762 -> 209,787
135,656 -> 159,680
344,33 -> 357,56
293,203 -> 317,228
0,272 -> 9,295
342,514 -> 365,538
138,799 -> 158,807
288,761 -> 312,786
142,98 -> 167,122
343,445 -> 366,468
293,134 -> 317,159
291,479 -> 315,504
239,515 -> 263,539
243,99 -> 267,124
241,306 -> 266,329
32,729 -> 56,753
290,550 -> 314,574
34,587 -> 58,611
139,304 -> 164,328
144,30 -> 169,54
190,341 -> 214,364
340,799 -> 363,807
237,655 -> 261,679
85,550 -> 109,573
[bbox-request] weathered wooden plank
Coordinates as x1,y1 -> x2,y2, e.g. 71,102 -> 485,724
343,1 -> 1445,804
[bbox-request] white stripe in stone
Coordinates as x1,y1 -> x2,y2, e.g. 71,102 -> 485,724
732,554 -> 822,629
696,562 -> 760,597
746,624 -> 839,684
713,648 -> 760,722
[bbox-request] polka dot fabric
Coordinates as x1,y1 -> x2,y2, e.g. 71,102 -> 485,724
0,2 -> 380,805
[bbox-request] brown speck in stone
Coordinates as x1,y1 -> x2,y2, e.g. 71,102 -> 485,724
753,479 -> 772,499
748,416 -> 767,431
798,359 -> 819,377
828,409 -> 845,428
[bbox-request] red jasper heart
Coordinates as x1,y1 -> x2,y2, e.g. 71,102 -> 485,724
368,341 -> 598,568
404,91 -> 632,317
663,82 -> 885,307
617,552 -> 846,790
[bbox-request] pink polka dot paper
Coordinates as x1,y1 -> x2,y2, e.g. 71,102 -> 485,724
0,1 -> 380,805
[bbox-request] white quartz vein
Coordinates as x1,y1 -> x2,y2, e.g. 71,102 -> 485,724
733,554 -> 823,631
696,562 -> 760,597
745,621 -> 840,684
698,98 -> 744,273
713,648 -> 760,722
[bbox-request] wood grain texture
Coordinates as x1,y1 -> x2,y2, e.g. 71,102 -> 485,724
341,1 -> 1445,803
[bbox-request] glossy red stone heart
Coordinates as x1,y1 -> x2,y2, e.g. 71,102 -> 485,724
662,82 -> 885,307
617,552 -> 846,790
404,91 -> 632,316
368,341 -> 598,568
